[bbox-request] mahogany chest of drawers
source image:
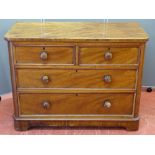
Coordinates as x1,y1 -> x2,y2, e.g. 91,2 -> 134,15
5,22 -> 148,131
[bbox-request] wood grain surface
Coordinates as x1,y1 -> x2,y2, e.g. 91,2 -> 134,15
79,47 -> 139,65
14,46 -> 74,64
16,69 -> 136,89
5,22 -> 149,42
19,93 -> 134,115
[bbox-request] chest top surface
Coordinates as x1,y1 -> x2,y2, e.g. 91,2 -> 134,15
5,22 -> 149,42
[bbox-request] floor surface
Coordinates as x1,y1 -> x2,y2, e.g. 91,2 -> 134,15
0,92 -> 155,135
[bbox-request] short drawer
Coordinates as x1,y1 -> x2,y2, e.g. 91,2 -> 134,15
17,69 -> 136,89
19,93 -> 134,115
79,47 -> 139,65
14,46 -> 74,64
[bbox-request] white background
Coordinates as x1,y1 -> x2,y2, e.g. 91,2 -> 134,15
0,0 -> 155,155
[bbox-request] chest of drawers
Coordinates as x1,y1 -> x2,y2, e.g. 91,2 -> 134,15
5,22 -> 148,131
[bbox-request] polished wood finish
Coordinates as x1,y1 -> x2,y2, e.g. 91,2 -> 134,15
14,46 -> 74,65
16,69 -> 136,89
5,22 -> 148,131
14,118 -> 139,131
79,47 -> 139,65
19,93 -> 134,115
5,22 -> 148,42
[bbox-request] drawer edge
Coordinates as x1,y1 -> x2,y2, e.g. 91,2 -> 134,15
15,64 -> 138,69
16,88 -> 136,93
14,115 -> 139,121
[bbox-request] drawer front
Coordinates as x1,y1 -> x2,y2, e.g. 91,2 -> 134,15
17,69 -> 136,89
14,46 -> 74,64
19,93 -> 134,115
79,47 -> 139,65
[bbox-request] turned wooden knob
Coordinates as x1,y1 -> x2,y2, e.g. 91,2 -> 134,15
40,51 -> 48,60
103,100 -> 112,109
104,52 -> 112,60
42,101 -> 51,109
41,75 -> 49,84
103,75 -> 112,83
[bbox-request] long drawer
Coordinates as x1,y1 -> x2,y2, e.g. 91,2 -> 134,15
16,69 -> 136,89
19,93 -> 134,115
79,47 -> 139,65
14,46 -> 74,65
